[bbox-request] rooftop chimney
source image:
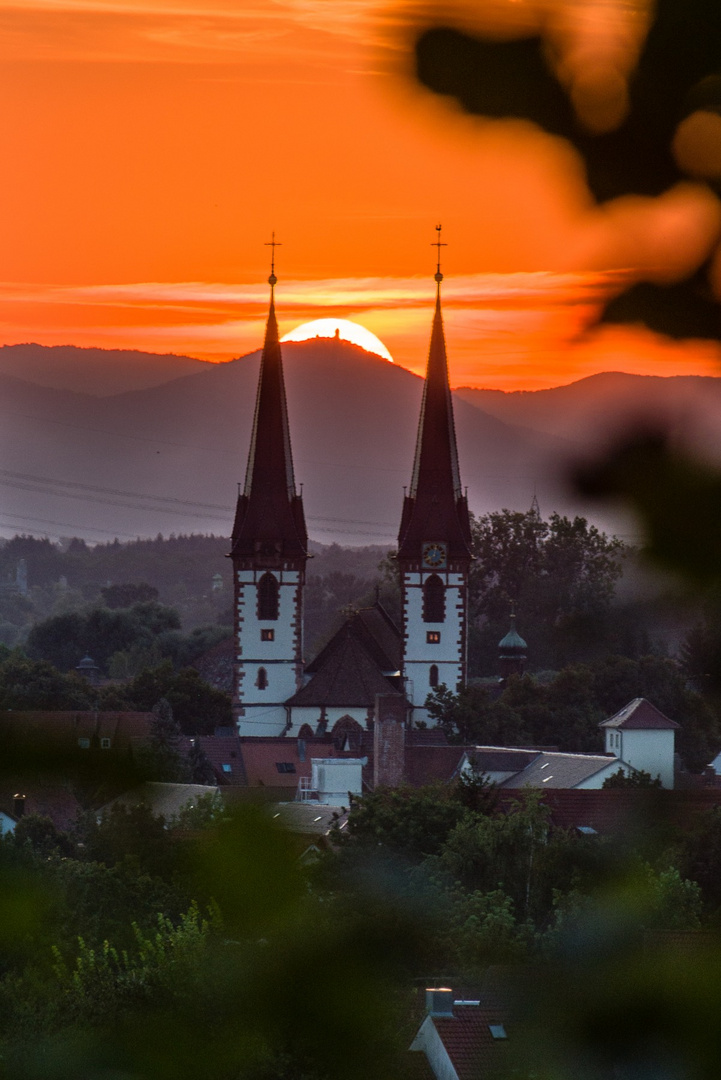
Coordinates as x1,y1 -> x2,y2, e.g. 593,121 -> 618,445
13,794 -> 26,819
373,694 -> 406,789
425,988 -> 454,1018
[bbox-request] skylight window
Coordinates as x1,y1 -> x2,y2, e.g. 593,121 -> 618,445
489,1025 -> 507,1040
542,775 -> 553,783
276,762 -> 296,774
222,763 -> 232,773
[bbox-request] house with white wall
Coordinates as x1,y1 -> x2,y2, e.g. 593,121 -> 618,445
599,698 -> 680,788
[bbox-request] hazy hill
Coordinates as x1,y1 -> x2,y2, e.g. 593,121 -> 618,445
455,372 -> 721,451
0,344 -> 210,396
0,338 -> 574,545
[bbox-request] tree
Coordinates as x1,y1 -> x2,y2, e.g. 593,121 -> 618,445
427,655 -> 721,767
26,601 -> 181,673
99,661 -> 231,735
140,698 -> 191,783
603,768 -> 662,789
100,582 -> 159,608
187,739 -> 216,785
0,650 -> 93,710
469,509 -> 625,672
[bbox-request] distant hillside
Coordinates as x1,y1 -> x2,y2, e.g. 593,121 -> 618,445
455,372 -> 721,451
0,343 -> 210,396
0,337 -> 574,545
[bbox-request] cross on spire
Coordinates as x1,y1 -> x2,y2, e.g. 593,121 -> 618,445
265,231 -> 282,287
432,223 -> 446,284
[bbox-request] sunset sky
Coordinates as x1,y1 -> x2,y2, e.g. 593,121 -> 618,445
2,0 -> 721,390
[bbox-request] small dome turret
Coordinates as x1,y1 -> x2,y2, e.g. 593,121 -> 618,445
498,611 -> 527,680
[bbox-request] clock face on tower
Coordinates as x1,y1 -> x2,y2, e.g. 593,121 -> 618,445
422,542 -> 447,569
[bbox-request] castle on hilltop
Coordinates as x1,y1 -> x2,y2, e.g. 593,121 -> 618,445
229,240 -> 473,737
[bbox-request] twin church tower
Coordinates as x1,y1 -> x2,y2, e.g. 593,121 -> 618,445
229,235 -> 473,737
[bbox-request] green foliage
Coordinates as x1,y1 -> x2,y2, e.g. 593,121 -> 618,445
187,739 -> 217,786
469,509 -> 625,672
603,767 -> 663,789
52,904 -> 211,1021
100,582 -> 159,608
12,815 -> 75,858
139,698 -> 191,783
98,660 -> 232,735
0,650 -> 93,710
337,783 -> 476,863
676,806 -> 721,914
427,654 -> 721,767
26,601 -> 181,674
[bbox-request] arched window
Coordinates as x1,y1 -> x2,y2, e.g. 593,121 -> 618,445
423,574 -> 445,623
258,573 -> 279,620
256,667 -> 268,690
429,664 -> 439,688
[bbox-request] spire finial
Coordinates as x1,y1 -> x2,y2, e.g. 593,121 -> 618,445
432,223 -> 446,284
265,231 -> 282,287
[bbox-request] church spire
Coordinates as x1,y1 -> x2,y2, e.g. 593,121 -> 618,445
231,242 -> 308,559
397,227 -> 472,560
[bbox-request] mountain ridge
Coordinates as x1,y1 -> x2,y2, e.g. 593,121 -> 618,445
0,338 -> 573,546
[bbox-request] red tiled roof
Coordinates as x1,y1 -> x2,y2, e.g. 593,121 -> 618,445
196,735 -> 246,786
431,1005 -> 510,1080
408,729 -> 449,746
287,626 -> 401,707
0,711 -> 153,752
405,745 -> 466,787
600,697 -> 680,730
499,787 -> 721,834
0,782 -> 83,832
238,736 -> 338,791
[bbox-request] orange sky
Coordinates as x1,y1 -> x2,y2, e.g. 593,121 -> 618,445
1,0 -> 720,390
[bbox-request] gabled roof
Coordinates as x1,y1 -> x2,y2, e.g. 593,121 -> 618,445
600,697 -> 681,730
304,603 -> 402,677
405,745 -> 467,787
237,737 -> 338,791
0,783 -> 83,832
98,782 -> 219,820
196,735 -> 246,786
0,711 -> 153,752
466,746 -> 539,773
501,750 -> 621,789
504,787 -> 721,834
231,286 -> 308,560
397,286 -> 473,562
288,619 -> 402,708
411,1003 -> 510,1080
269,802 -> 348,837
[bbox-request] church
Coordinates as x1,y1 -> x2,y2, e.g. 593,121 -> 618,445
229,242 -> 473,738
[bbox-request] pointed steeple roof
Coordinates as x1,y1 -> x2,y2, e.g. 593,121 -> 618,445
231,270 -> 307,560
397,241 -> 472,561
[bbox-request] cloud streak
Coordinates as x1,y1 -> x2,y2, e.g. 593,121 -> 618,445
1,271 -> 718,390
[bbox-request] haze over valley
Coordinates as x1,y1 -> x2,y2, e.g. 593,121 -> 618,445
2,341 -> 720,546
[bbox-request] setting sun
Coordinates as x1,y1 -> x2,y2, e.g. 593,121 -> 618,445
281,318 -> 394,362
